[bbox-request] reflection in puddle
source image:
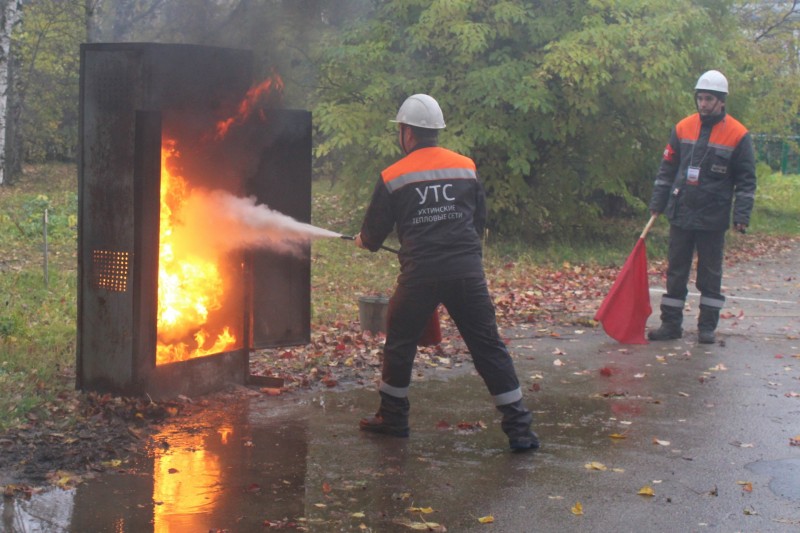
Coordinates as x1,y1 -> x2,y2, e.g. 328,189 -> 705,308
2,398 -> 309,532
152,424 -> 230,531
2,488 -> 74,532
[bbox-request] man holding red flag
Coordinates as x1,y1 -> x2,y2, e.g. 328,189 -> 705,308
647,70 -> 756,344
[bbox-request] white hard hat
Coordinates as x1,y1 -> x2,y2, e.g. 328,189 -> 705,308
695,70 -> 728,95
391,94 -> 446,129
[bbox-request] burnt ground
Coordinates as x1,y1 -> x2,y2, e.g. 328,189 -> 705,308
2,234 -> 796,499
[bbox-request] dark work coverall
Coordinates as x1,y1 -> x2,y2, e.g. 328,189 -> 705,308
359,141 -> 534,445
648,111 -> 756,333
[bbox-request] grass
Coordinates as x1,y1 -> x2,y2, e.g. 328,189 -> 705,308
1,163 -> 798,431
749,170 -> 800,234
1,164 -> 78,430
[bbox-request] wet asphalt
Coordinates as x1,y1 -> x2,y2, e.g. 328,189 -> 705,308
3,242 -> 799,532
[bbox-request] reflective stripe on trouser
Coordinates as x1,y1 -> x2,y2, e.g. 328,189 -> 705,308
380,277 -> 522,406
665,225 -> 726,308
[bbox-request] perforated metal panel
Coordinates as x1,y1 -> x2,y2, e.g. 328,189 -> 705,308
91,249 -> 130,292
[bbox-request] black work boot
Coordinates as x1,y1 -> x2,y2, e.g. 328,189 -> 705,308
497,400 -> 539,452
359,391 -> 410,437
647,304 -> 683,341
698,306 -> 720,344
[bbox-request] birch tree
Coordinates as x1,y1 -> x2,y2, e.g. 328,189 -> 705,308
0,0 -> 21,185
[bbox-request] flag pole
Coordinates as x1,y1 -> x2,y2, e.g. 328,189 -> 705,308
640,214 -> 658,240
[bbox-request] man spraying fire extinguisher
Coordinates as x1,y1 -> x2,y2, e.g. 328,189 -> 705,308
354,94 -> 539,452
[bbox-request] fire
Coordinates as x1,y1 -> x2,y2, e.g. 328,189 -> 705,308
156,139 -> 237,365
215,74 -> 284,139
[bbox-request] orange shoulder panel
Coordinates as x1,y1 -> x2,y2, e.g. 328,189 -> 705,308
709,115 -> 748,149
382,147 -> 475,184
674,113 -> 748,149
674,114 -> 701,142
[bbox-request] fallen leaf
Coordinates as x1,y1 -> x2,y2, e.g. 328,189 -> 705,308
553,359 -> 564,366
351,512 -> 366,518
571,502 -> 583,515
790,435 -> 800,446
609,433 -> 627,440
407,507 -> 434,514
709,364 -> 728,371
638,486 -> 655,497
477,515 -> 494,524
653,438 -> 670,446
737,481 -> 753,492
393,518 -> 446,531
584,461 -> 608,471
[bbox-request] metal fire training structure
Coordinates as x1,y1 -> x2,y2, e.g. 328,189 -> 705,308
77,43 -> 311,398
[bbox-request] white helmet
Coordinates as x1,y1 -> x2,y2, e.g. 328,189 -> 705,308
695,70 -> 728,95
391,94 -> 446,129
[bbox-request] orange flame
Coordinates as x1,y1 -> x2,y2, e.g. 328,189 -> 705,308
156,139 -> 237,365
215,74 -> 284,139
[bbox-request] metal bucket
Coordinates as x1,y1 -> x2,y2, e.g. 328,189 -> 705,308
358,295 -> 442,346
358,295 -> 389,334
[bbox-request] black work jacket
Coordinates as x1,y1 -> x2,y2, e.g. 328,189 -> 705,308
360,143 -> 486,284
648,112 -> 756,231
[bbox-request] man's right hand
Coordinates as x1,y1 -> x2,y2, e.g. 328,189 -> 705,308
355,233 -> 367,249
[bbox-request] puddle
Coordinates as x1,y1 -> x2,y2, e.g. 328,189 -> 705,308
746,458 -> 800,502
1,380 -> 624,532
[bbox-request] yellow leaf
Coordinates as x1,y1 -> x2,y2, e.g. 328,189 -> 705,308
314,503 -> 327,508
101,459 -> 122,468
737,481 -> 753,492
407,506 -> 434,514
609,433 -> 627,440
571,502 -> 583,515
638,486 -> 655,497
351,512 -> 365,518
478,515 -> 494,523
584,461 -> 607,471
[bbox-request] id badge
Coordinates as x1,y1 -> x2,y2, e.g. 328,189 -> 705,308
687,166 -> 700,185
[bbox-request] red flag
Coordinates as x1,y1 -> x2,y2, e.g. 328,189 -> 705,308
594,236 -> 652,344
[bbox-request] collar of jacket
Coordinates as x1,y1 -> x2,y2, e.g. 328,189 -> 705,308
700,110 -> 726,127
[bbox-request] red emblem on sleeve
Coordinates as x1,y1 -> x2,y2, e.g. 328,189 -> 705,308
662,144 -> 675,162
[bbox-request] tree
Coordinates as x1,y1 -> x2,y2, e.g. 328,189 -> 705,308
312,0 -> 759,238
11,0 -> 85,165
0,0 -> 21,185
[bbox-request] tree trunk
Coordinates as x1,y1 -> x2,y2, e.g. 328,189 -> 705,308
0,0 -> 21,185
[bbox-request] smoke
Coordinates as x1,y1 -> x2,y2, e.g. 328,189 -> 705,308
171,189 -> 340,258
